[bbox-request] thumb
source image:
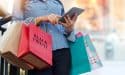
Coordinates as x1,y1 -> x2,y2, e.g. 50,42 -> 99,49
56,15 -> 62,18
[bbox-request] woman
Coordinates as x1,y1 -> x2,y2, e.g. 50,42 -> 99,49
13,0 -> 77,75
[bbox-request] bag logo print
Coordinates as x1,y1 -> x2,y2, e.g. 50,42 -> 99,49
33,34 -> 47,49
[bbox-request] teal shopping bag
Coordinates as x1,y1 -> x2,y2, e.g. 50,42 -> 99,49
84,34 -> 102,70
69,34 -> 91,75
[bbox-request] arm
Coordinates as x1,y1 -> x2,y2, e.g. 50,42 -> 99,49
12,0 -> 25,21
12,0 -> 37,23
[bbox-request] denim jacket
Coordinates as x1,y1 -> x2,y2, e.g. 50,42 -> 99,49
12,0 -> 76,50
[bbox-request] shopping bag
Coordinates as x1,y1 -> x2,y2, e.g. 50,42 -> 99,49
69,33 -> 91,75
83,34 -> 102,70
69,32 -> 102,75
0,22 -> 33,70
18,23 -> 52,70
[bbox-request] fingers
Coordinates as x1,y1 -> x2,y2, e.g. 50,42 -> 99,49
64,17 -> 70,27
56,15 -> 62,19
48,14 -> 56,24
66,15 -> 72,24
47,14 -> 61,25
72,14 -> 77,22
35,14 -> 61,25
59,22 -> 67,27
60,21 -> 73,33
60,17 -> 72,28
64,15 -> 73,27
59,14 -> 78,32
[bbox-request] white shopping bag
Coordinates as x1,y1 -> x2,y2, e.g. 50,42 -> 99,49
0,22 -> 33,70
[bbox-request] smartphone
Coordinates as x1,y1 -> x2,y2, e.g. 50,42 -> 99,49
59,7 -> 84,23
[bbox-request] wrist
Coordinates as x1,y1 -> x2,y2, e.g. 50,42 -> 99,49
65,27 -> 73,33
35,16 -> 47,25
35,17 -> 40,25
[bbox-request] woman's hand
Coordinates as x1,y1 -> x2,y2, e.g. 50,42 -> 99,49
35,14 -> 61,25
46,14 -> 61,24
59,14 -> 78,33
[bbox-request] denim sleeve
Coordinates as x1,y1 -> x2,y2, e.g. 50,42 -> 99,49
12,0 -> 35,23
12,7 -> 35,24
12,0 -> 24,21
57,25 -> 76,42
12,13 -> 35,24
66,31 -> 76,42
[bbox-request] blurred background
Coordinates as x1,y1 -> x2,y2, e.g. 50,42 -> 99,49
1,0 -> 125,75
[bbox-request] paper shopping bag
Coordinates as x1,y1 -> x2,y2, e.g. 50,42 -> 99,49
18,23 -> 52,70
69,33 -> 91,75
83,34 -> 102,70
0,22 -> 33,70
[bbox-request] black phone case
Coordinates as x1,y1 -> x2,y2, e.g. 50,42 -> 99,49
59,7 -> 84,23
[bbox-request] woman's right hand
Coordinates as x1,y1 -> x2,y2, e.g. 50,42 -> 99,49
35,14 -> 61,25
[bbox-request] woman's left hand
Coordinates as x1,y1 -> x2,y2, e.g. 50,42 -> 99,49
59,14 -> 78,33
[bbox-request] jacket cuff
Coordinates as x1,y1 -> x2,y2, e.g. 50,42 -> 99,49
66,31 -> 76,42
24,17 -> 35,24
